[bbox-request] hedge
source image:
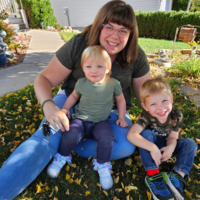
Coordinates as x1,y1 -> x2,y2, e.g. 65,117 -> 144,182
16,0 -> 57,29
135,11 -> 200,40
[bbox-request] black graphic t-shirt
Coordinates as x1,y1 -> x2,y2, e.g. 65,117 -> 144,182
136,106 -> 183,138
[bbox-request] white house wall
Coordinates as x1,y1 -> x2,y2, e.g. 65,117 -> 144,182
49,0 -> 161,27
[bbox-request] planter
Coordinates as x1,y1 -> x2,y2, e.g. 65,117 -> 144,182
0,49 -> 6,67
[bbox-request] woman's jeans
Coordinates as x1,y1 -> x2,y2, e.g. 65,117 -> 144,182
140,129 -> 197,175
0,94 -> 136,199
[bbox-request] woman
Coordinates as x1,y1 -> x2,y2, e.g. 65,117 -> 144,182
0,0 -> 150,199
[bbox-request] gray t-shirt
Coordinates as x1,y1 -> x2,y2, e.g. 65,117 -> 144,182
72,77 -> 122,123
56,34 -> 150,109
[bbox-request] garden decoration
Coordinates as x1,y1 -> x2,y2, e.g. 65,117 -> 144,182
172,24 -> 200,57
0,49 -> 6,67
0,30 -> 15,60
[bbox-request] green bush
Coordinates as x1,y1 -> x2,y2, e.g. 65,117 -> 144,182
172,0 -> 200,11
0,9 -> 9,20
0,20 -> 15,44
135,11 -> 200,40
16,0 -> 57,28
172,0 -> 188,11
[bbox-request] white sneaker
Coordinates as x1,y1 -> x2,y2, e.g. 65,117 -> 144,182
92,159 -> 112,171
92,159 -> 113,190
47,153 -> 72,178
98,166 -> 113,190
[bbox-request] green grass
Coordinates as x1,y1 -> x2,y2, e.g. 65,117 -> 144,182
138,38 -> 200,54
60,31 -> 79,42
0,33 -> 199,199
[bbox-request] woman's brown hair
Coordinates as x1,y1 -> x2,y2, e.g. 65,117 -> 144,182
81,0 -> 138,68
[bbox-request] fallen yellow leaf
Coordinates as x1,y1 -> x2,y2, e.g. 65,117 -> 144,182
196,193 -> 200,198
125,158 -> 132,166
114,176 -> 119,184
115,188 -> 123,193
147,191 -> 151,200
70,163 -> 77,168
96,183 -> 102,187
45,186 -> 50,191
66,165 -> 70,171
74,178 -> 81,185
68,179 -> 74,183
196,138 -> 200,144
49,191 -> 54,198
185,190 -> 192,198
103,190 -> 108,196
35,184 -> 41,194
193,163 -> 200,169
16,132 -> 20,136
132,174 -> 137,179
66,189 -> 69,195
85,191 -> 90,196
54,186 -> 58,193
66,174 -> 71,180
13,141 -> 21,145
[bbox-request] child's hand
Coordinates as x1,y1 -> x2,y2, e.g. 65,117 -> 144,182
160,145 -> 174,162
150,146 -> 162,166
58,108 -> 70,131
61,108 -> 70,119
116,119 -> 128,128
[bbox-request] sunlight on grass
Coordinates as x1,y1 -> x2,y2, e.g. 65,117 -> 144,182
60,32 -> 79,42
138,38 -> 200,54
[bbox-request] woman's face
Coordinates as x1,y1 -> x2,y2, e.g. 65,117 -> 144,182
99,22 -> 130,61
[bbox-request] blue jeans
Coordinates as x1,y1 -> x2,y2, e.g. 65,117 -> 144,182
0,94 -> 135,199
139,129 -> 197,175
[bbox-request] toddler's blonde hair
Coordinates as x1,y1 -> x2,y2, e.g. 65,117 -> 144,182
81,45 -> 112,77
140,76 -> 172,104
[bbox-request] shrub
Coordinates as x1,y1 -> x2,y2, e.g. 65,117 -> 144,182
0,20 -> 15,44
172,0 -> 188,11
0,9 -> 9,20
135,11 -> 200,40
54,23 -> 61,29
16,0 -> 57,28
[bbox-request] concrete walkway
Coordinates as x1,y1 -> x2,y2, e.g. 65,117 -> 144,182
0,30 -> 65,96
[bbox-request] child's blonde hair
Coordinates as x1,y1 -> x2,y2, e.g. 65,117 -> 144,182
140,76 -> 172,104
81,45 -> 112,77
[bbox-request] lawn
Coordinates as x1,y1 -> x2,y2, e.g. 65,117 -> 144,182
0,32 -> 199,200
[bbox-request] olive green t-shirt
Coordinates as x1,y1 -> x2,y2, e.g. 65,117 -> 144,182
56,34 -> 150,109
136,106 -> 183,138
72,77 -> 122,123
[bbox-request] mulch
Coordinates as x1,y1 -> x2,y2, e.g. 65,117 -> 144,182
0,35 -> 31,70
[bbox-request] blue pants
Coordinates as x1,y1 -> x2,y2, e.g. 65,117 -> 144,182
0,94 -> 136,199
139,129 -> 198,175
59,118 -> 114,164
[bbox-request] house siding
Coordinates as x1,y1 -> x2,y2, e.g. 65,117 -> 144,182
49,0 -> 161,27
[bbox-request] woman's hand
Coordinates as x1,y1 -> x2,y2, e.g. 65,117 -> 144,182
116,118 -> 128,128
43,101 -> 70,132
